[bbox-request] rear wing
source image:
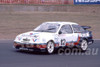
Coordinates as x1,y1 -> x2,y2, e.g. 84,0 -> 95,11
81,26 -> 91,30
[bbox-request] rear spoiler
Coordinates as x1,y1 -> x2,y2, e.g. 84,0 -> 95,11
81,26 -> 91,30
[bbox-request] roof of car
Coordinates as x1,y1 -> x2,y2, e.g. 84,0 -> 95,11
45,21 -> 78,25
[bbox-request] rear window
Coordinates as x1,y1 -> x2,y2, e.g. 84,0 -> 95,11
72,25 -> 85,33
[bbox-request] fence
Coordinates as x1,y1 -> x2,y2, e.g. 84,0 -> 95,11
0,0 -> 73,5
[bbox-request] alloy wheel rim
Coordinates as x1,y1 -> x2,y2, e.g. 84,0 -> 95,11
81,40 -> 88,50
47,42 -> 54,53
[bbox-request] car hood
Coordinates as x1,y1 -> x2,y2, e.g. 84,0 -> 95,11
15,31 -> 55,43
21,31 -> 54,37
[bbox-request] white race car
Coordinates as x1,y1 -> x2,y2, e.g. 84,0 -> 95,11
14,21 -> 93,54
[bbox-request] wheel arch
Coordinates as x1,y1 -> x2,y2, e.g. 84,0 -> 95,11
47,40 -> 55,44
81,37 -> 89,44
83,38 -> 88,42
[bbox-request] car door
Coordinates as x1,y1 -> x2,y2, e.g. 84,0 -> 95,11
58,24 -> 73,47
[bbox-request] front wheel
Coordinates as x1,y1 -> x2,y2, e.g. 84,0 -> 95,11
80,39 -> 88,52
46,41 -> 55,54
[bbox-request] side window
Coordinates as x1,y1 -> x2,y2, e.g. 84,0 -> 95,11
60,25 -> 73,34
72,25 -> 85,33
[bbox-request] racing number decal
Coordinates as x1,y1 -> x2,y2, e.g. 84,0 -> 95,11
61,39 -> 66,46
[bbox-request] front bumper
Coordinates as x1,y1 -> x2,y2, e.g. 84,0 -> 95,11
14,42 -> 47,52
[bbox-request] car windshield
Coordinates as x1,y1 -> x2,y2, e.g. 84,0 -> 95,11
34,23 -> 60,33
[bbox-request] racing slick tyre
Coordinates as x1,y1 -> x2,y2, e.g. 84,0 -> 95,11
46,41 -> 55,54
80,39 -> 88,52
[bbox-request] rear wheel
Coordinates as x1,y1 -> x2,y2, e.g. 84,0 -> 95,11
46,41 -> 55,54
80,39 -> 88,52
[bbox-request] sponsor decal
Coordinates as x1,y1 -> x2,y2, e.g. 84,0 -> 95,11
30,33 -> 33,35
74,0 -> 100,4
33,39 -> 38,42
30,33 -> 39,38
79,33 -> 89,37
30,33 -> 39,35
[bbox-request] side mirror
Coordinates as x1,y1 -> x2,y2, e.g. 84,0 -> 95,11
59,31 -> 62,34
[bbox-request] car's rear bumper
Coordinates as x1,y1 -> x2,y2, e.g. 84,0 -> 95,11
88,39 -> 94,45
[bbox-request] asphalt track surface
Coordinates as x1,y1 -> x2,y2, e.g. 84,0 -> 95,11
0,40 -> 100,67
